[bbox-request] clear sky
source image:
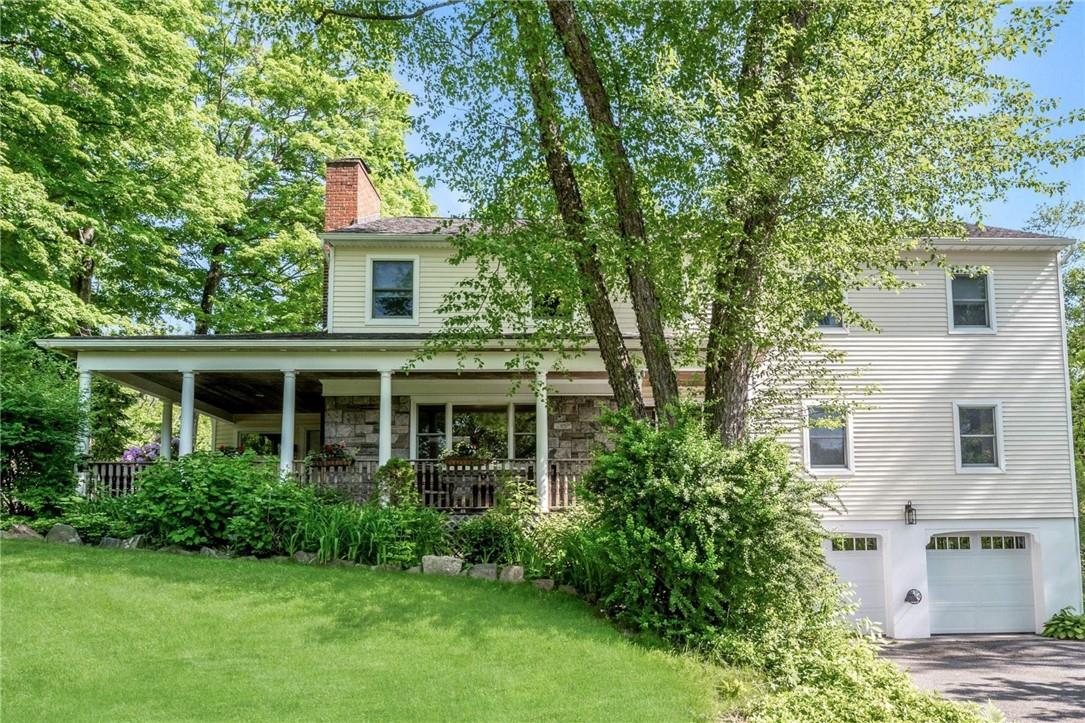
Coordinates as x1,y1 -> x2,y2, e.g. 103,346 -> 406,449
403,2 -> 1084,234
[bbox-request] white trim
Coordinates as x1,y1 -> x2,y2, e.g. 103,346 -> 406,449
946,270 -> 998,335
365,254 -> 421,326
1055,254 -> 1085,610
952,400 -> 1006,474
802,401 -> 854,477
326,245 -> 336,331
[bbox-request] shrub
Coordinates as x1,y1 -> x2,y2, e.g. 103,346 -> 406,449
290,502 -> 450,566
455,472 -> 538,565
225,480 -> 324,556
530,505 -> 614,596
580,405 -> 840,665
128,451 -> 280,548
372,458 -> 420,508
1042,607 -> 1085,640
58,495 -> 138,543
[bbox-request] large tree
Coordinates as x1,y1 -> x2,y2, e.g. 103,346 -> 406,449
184,2 -> 433,334
317,0 -> 1080,441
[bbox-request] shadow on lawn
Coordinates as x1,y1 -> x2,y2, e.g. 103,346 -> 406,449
1,541 -> 629,651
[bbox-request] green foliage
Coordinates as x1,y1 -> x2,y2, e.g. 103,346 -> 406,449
579,406 -> 839,661
454,472 -> 538,565
0,338 -> 79,513
530,505 -> 614,596
128,452 -> 281,548
1042,607 -> 1085,640
224,480 -> 325,556
372,458 -> 421,508
57,496 -> 138,544
290,502 -> 450,566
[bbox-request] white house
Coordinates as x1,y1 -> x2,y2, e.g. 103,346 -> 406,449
38,158 -> 1082,638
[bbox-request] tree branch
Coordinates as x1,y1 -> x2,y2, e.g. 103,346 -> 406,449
316,0 -> 462,24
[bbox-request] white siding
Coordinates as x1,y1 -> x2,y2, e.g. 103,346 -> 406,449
213,413 -> 321,455
801,251 -> 1073,521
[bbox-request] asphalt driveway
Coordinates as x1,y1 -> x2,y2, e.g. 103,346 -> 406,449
880,635 -> 1084,722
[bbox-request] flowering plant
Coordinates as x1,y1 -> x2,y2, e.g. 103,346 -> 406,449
121,437 -> 178,463
304,443 -> 354,465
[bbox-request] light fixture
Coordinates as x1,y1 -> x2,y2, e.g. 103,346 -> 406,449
905,589 -> 922,605
904,501 -> 917,525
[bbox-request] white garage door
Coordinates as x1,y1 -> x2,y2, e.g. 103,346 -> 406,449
926,533 -> 1035,634
826,535 -> 886,629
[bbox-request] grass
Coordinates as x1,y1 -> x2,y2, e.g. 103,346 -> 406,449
0,541 -> 748,722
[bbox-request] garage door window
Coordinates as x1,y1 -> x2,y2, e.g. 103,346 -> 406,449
831,536 -> 877,552
980,535 -> 1026,550
926,535 -> 971,550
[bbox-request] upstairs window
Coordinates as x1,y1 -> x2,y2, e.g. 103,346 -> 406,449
949,273 -> 994,331
806,405 -> 851,471
370,258 -> 416,321
954,402 -> 1003,471
816,313 -> 844,331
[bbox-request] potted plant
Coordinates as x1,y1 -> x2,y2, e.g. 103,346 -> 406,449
304,443 -> 355,467
439,440 -> 493,466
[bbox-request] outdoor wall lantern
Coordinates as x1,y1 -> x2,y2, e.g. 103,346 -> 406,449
905,589 -> 923,605
904,501 -> 917,525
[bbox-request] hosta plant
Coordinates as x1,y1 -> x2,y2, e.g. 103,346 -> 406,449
1042,607 -> 1085,640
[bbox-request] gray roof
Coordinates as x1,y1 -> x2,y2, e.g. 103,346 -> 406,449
327,216 -> 1066,241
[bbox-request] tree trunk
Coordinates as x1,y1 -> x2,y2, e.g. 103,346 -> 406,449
68,226 -> 96,335
545,0 -> 679,416
194,241 -> 228,335
515,6 -> 646,417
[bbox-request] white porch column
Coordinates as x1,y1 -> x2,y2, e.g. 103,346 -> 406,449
378,369 -> 393,465
280,370 -> 297,476
77,369 -> 92,457
160,401 -> 173,460
178,371 -> 196,456
535,370 -> 549,512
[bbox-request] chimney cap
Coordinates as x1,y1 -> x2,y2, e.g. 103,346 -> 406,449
327,157 -> 372,173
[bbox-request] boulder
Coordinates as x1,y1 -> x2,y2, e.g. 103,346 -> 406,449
45,524 -> 82,545
99,537 -> 122,548
421,555 -> 463,576
532,578 -> 555,591
558,584 -> 579,597
4,524 -> 44,542
121,534 -> 145,550
467,563 -> 498,581
199,547 -> 225,558
499,565 -> 525,584
293,550 -> 317,564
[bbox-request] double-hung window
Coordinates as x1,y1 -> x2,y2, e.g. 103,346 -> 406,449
953,402 -> 1004,472
806,405 -> 851,472
369,257 -> 417,322
948,273 -> 995,332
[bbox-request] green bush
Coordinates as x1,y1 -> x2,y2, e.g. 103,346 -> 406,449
530,505 -> 614,596
224,480 -> 326,556
128,451 -> 280,548
0,338 -> 80,513
58,495 -> 138,543
580,406 -> 840,665
455,472 -> 538,565
290,502 -> 450,566
1042,607 -> 1085,640
372,458 -> 420,508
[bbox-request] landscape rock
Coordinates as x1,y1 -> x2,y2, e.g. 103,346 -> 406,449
99,537 -> 122,548
122,534 -> 145,550
406,565 -> 421,574
45,524 -> 82,545
499,565 -> 525,583
468,563 -> 498,581
293,551 -> 317,564
558,584 -> 579,597
4,524 -> 45,542
422,555 -> 463,576
532,578 -> 555,591
200,546 -> 227,558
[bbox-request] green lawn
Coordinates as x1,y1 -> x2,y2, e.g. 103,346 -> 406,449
1,541 -> 737,722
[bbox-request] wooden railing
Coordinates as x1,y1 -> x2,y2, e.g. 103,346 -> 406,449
86,457 -> 589,512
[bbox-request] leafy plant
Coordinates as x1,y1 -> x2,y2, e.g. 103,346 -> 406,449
1042,607 -> 1085,640
530,505 -> 614,596
304,443 -> 354,465
372,458 -> 420,508
289,502 -> 450,566
58,495 -> 138,543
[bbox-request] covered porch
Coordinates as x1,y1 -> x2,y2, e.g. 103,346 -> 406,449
46,335 -> 618,512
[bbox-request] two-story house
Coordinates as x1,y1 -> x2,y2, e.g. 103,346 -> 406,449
39,157 -> 1082,638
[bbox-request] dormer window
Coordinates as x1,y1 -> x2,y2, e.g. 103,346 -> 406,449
948,272 -> 996,333
367,256 -> 419,323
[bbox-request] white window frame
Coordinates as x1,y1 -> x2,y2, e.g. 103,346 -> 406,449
409,397 -> 537,460
802,401 -> 854,476
951,400 -> 1005,474
816,291 -> 849,335
365,254 -> 420,325
945,270 -> 997,335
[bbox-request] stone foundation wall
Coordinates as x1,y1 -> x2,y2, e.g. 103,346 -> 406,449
324,395 -> 410,458
548,396 -> 615,459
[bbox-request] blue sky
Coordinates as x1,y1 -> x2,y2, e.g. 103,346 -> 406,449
403,2 -> 1084,233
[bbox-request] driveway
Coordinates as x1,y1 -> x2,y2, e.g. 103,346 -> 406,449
880,635 -> 1084,722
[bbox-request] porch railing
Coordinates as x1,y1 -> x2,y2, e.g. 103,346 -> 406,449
86,457 -> 592,511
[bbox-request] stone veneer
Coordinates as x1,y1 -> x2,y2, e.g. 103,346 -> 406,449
324,395 -> 410,458
323,394 -> 614,461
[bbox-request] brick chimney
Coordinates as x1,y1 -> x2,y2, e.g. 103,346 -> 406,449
324,158 -> 381,232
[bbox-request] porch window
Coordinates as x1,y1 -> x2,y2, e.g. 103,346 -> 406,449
513,406 -> 536,458
416,404 -> 446,459
371,259 -> 415,319
452,406 -> 509,458
414,403 -> 537,459
239,432 -> 281,455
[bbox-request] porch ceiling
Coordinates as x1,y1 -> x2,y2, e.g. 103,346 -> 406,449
103,371 -> 325,417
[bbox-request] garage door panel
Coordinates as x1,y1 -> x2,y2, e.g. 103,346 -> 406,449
927,533 -> 1034,635
827,539 -> 886,629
